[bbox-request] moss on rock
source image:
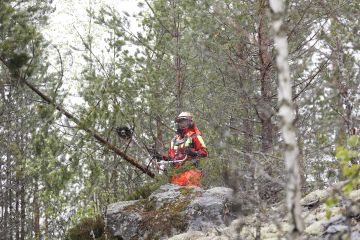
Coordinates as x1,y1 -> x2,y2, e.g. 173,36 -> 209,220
120,188 -> 194,239
138,199 -> 189,239
66,215 -> 117,240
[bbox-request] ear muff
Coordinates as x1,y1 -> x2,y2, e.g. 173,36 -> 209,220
184,119 -> 193,129
189,120 -> 194,128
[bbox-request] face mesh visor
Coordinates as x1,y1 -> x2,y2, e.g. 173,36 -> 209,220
177,118 -> 192,129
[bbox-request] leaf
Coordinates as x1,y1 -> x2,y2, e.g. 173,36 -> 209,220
342,164 -> 359,177
325,197 -> 338,206
348,135 -> 359,147
342,182 -> 354,193
336,147 -> 358,162
335,146 -> 347,161
325,210 -> 332,220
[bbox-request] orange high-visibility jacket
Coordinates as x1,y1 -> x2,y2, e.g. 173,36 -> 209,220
165,125 -> 208,186
167,126 -> 208,162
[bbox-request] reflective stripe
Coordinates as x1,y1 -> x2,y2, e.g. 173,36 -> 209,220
197,135 -> 206,148
184,137 -> 192,147
171,135 -> 202,149
174,139 -> 186,145
172,137 -> 179,150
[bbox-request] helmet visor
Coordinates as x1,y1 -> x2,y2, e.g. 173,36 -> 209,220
176,118 -> 192,129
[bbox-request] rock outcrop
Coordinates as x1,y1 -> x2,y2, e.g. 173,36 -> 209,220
170,188 -> 360,240
106,184 -> 360,240
106,184 -> 234,240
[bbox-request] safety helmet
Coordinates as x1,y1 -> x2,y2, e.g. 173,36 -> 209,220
175,112 -> 194,131
175,112 -> 193,122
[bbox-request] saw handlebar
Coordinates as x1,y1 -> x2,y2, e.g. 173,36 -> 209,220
157,155 -> 188,164
153,155 -> 189,171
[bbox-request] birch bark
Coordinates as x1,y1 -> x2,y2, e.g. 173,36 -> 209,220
269,0 -> 304,237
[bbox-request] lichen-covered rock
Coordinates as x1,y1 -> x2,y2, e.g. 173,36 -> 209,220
148,184 -> 202,209
107,184 -> 360,240
106,184 -> 235,240
169,186 -> 360,240
300,189 -> 331,207
349,189 -> 360,201
107,200 -> 142,239
185,187 -> 234,231
305,220 -> 325,235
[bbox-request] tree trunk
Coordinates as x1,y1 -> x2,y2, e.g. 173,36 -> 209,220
269,0 -> 304,238
0,151 -> 3,236
334,36 -> 351,146
258,0 -> 273,153
44,210 -> 49,240
20,183 -> 25,240
294,99 -> 305,189
6,151 -> 13,240
33,182 -> 40,240
9,183 -> 13,240
234,33 -> 261,238
171,0 -> 183,114
156,114 -> 164,152
4,186 -> 9,239
16,180 -> 20,240
234,40 -> 254,187
254,161 -> 261,240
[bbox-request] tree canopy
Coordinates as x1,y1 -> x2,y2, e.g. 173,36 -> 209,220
0,0 -> 359,239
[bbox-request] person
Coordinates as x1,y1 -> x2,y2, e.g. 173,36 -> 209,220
153,112 -> 208,186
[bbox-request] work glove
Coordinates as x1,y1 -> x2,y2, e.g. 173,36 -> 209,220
184,148 -> 198,157
151,152 -> 161,159
173,153 -> 184,161
152,152 -> 172,161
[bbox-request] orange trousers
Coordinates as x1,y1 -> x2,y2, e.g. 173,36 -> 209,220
171,169 -> 202,186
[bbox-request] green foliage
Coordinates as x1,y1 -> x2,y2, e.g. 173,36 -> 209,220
324,197 -> 339,220
124,178 -> 167,201
325,209 -> 332,220
36,105 -> 55,120
325,197 -> 339,207
336,146 -> 358,164
335,136 -> 359,193
315,132 -> 328,145
123,195 -> 189,240
0,0 -> 49,80
325,135 -> 359,220
2,0 -> 360,238
348,135 -> 359,147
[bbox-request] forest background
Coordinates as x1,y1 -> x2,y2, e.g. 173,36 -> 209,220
0,0 -> 359,239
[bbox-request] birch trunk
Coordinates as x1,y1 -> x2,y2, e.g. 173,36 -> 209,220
269,0 -> 304,237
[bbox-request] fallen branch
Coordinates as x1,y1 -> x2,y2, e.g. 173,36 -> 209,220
23,79 -> 155,178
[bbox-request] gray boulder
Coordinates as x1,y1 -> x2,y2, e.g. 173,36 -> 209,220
106,184 -> 235,240
106,200 -> 142,239
185,187 -> 234,231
